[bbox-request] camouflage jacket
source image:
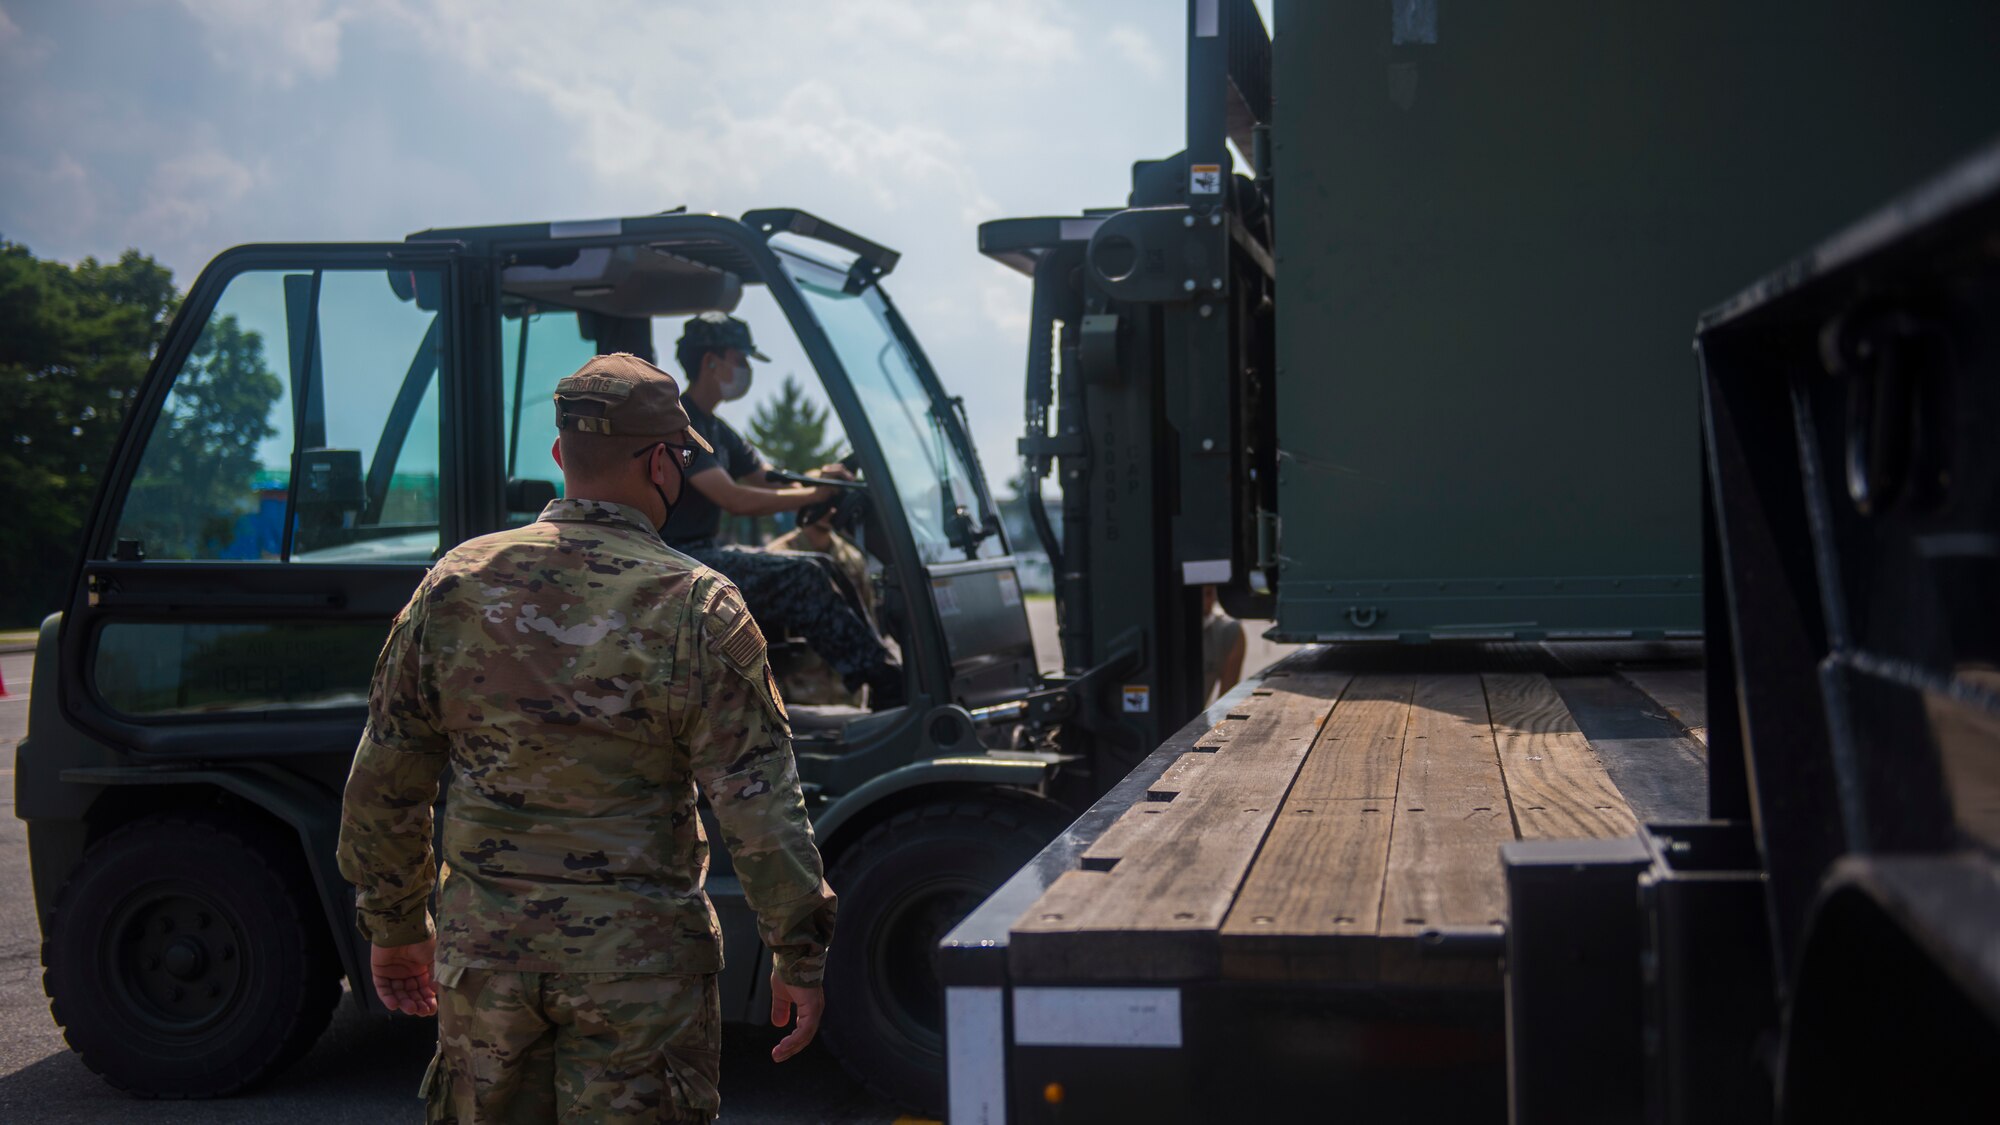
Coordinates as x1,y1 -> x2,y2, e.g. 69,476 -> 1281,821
335,498 -> 835,985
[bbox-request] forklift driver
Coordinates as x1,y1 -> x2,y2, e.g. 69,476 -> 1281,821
663,313 -> 904,708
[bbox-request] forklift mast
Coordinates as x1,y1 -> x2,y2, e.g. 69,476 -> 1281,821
986,0 -> 1276,779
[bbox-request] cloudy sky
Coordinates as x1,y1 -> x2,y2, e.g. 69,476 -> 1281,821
1,0 -> 1271,496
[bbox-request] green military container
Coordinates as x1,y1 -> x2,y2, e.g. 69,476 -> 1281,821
1271,0 -> 2000,641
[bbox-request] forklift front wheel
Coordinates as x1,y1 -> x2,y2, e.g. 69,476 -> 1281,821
42,814 -> 343,1097
822,795 -> 1068,1115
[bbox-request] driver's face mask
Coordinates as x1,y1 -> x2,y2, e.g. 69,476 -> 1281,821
720,359 -> 754,403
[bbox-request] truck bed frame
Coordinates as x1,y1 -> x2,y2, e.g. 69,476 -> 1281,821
941,641 -> 1707,1121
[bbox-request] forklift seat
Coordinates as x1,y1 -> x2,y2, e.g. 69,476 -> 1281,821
786,703 -> 870,734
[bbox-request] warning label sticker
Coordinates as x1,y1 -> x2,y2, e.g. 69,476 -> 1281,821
1189,164 -> 1223,194
1122,685 -> 1151,713
933,578 -> 962,617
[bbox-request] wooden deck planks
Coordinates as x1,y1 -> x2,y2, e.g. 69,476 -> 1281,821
1008,671 -> 1351,980
1144,752 -> 1216,801
1621,669 -> 1709,748
1016,662 -> 1669,986
1484,673 -> 1638,840
1378,674 -> 1515,938
1219,676 -> 1416,955
1076,752 -> 1220,869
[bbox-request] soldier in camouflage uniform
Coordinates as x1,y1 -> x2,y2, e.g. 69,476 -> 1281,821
662,313 -> 903,708
766,513 -> 875,707
336,353 -> 837,1124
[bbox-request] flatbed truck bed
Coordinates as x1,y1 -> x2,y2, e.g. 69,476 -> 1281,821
941,641 -> 1708,1121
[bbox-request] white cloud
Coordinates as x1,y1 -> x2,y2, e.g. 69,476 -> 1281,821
720,82 -> 999,218
373,0 -> 1044,221
0,4 -> 49,66
780,0 -> 1079,68
3,0 -> 1189,481
1107,24 -> 1164,79
131,144 -> 264,237
352,0 -> 1166,468
979,276 -> 1030,341
930,0 -> 1080,67
10,153 -> 103,246
176,0 -> 350,87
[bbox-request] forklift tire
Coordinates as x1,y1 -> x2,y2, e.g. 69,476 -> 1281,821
43,814 -> 343,1097
822,795 -> 1068,1115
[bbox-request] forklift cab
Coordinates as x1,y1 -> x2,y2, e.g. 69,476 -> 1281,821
69,209 -> 1037,767
27,208 -> 1054,1113
423,209 -> 1039,762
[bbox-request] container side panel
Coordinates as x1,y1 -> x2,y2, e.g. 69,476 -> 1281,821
1273,0 -> 2000,639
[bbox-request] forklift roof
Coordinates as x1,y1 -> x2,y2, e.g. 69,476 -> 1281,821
403,208 -> 901,320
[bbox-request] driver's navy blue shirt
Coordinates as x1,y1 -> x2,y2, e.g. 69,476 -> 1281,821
663,395 -> 761,546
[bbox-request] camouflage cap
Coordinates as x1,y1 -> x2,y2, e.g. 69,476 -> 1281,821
677,311 -> 771,362
553,353 -> 715,451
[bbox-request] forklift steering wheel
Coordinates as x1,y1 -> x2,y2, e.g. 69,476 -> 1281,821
799,482 -> 870,537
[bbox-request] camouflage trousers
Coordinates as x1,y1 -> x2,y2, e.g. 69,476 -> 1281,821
676,542 -> 888,685
423,965 -> 720,1124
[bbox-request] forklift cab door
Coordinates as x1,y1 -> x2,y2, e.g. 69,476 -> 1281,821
62,243 -> 464,762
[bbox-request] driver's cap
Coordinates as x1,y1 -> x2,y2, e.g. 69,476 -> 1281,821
553,353 -> 714,451
677,311 -> 771,362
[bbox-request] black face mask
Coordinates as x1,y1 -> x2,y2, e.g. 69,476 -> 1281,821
635,442 -> 687,533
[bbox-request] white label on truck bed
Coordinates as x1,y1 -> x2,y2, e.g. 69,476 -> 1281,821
948,987 -> 1007,1123
1013,987 -> 1183,1048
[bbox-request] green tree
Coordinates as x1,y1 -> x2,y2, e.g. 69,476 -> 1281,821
747,374 -> 841,472
119,314 -> 282,560
0,241 -> 179,625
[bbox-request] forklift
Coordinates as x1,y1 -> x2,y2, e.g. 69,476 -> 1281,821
15,207 -> 1088,1112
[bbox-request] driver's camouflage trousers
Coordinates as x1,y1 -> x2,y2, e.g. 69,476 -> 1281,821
422,965 -> 720,1124
676,543 -> 890,686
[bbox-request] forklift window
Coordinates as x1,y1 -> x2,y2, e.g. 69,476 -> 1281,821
790,269 -> 1002,565
498,304 -> 599,525
112,267 -> 445,562
93,620 -> 386,715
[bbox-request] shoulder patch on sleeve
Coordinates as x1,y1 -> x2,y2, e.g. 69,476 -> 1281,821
701,583 -> 767,675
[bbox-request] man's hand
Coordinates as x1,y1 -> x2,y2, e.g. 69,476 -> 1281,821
371,938 -> 438,1017
769,973 -> 825,1062
808,463 -> 853,505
